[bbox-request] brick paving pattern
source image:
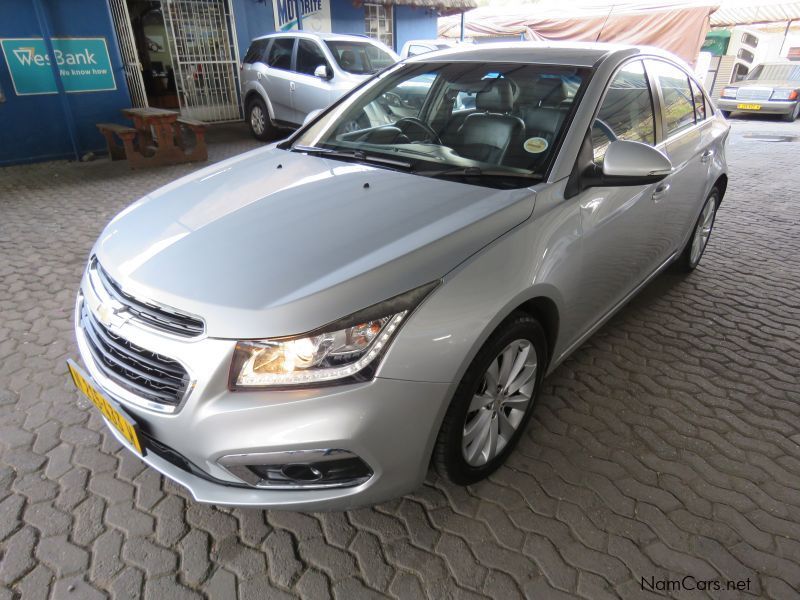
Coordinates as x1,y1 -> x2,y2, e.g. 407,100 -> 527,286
0,118 -> 798,599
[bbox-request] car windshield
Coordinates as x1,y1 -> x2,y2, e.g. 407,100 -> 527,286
325,41 -> 395,74
291,61 -> 588,187
748,64 -> 800,81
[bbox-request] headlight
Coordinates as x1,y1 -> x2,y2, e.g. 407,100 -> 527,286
230,281 -> 438,388
721,87 -> 738,99
771,89 -> 798,101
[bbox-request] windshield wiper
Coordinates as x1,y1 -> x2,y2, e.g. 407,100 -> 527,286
292,145 -> 412,169
414,166 -> 542,181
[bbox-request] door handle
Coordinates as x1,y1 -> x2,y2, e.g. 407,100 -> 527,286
652,182 -> 671,201
700,149 -> 714,163
290,81 -> 296,91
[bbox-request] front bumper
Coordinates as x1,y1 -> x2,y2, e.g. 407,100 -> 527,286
73,291 -> 452,510
717,98 -> 798,115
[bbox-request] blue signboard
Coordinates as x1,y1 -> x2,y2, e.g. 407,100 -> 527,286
0,37 -> 116,95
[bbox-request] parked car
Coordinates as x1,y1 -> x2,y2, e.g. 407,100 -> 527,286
717,61 -> 800,121
70,43 -> 729,510
241,32 -> 398,140
399,38 -> 461,59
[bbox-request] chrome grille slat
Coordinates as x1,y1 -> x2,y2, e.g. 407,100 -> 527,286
93,259 -> 205,337
80,303 -> 189,407
736,88 -> 772,101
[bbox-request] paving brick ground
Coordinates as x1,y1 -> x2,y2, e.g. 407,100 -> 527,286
0,117 -> 798,599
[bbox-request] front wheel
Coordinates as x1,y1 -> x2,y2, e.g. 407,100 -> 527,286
782,103 -> 800,122
433,314 -> 547,485
676,188 -> 719,272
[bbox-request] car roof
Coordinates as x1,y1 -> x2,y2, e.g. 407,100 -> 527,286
403,41 -> 676,68
253,31 -> 379,43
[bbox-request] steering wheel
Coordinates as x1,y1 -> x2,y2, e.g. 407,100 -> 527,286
593,118 -> 618,143
394,117 -> 442,145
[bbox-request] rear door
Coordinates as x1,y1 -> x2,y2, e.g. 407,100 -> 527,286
646,59 -> 709,256
263,37 -> 296,123
291,39 -> 335,122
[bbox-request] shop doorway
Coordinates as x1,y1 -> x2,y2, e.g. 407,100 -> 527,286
109,0 -> 242,121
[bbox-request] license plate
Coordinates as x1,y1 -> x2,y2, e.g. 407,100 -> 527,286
67,360 -> 145,455
737,103 -> 761,110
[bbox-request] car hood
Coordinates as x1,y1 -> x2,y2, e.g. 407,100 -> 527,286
93,146 -> 536,338
736,79 -> 799,89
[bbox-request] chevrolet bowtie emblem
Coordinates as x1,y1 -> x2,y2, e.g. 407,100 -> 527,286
96,303 -> 116,328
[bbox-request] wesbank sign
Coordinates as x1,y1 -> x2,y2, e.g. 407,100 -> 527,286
272,0 -> 331,33
0,37 -> 116,95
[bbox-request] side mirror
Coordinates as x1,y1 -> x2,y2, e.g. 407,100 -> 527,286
302,108 -> 324,126
602,140 -> 672,180
314,64 -> 331,80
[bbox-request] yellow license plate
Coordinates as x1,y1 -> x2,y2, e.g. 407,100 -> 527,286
737,103 -> 761,110
67,360 -> 145,455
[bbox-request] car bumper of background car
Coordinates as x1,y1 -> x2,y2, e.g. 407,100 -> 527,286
73,293 -> 452,510
717,98 -> 798,115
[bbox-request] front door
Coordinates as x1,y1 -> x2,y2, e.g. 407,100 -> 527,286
291,39 -> 334,123
576,60 -> 665,333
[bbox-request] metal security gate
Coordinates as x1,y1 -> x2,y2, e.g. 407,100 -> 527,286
108,0 -> 148,107
163,0 -> 242,122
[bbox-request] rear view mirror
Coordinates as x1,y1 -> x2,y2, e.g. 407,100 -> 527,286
314,64 -> 331,80
602,140 -> 672,179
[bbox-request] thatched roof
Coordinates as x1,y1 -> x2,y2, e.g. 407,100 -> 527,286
353,0 -> 476,17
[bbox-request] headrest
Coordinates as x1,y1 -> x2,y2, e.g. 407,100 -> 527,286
476,79 -> 514,113
340,50 -> 356,66
520,77 -> 566,107
524,107 -> 564,135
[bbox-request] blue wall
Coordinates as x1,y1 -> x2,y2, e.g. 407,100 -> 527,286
395,5 -> 438,53
330,0 -> 365,38
231,0 -> 275,60
0,0 -> 132,165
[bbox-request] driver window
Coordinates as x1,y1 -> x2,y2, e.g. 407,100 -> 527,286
592,60 -> 655,163
296,39 -> 329,76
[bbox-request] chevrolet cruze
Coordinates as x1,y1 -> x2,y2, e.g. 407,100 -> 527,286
69,43 -> 729,510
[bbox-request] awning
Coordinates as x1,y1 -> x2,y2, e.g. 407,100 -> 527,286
354,0 -> 477,17
710,2 -> 800,26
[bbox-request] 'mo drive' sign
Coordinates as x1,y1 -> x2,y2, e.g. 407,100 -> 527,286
0,37 -> 116,95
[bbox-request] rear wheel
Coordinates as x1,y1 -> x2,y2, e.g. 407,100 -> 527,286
247,96 -> 274,141
433,313 -> 547,485
720,110 -> 731,119
676,187 -> 719,272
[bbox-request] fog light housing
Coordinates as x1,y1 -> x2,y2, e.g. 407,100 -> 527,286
219,449 -> 373,489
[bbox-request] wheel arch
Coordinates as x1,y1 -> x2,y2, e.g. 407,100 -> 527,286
713,174 -> 728,205
244,88 -> 275,122
514,296 -> 560,368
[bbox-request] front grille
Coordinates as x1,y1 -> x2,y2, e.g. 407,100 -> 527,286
737,88 -> 772,101
92,259 -> 205,338
80,302 -> 190,407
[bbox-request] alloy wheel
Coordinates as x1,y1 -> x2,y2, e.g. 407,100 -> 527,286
690,196 -> 716,265
250,105 -> 265,135
462,339 -> 537,466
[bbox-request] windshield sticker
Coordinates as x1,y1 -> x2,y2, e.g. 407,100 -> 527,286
524,137 -> 548,154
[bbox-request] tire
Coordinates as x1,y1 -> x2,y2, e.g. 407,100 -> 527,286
676,187 -> 719,272
720,110 -> 731,119
247,96 -> 274,141
433,313 -> 548,485
782,103 -> 799,122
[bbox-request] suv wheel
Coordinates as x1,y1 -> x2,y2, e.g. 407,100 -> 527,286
248,97 -> 274,141
433,313 -> 547,485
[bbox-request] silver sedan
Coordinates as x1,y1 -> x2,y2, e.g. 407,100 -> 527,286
70,42 -> 729,510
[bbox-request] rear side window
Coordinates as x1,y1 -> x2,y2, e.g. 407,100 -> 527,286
267,38 -> 294,70
649,60 -> 696,137
690,79 -> 706,121
296,39 -> 329,76
592,60 -> 655,162
244,39 -> 269,65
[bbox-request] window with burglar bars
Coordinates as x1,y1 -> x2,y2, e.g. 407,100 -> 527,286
364,4 -> 393,50
162,0 -> 242,122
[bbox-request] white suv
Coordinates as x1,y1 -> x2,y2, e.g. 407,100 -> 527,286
241,32 -> 398,140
